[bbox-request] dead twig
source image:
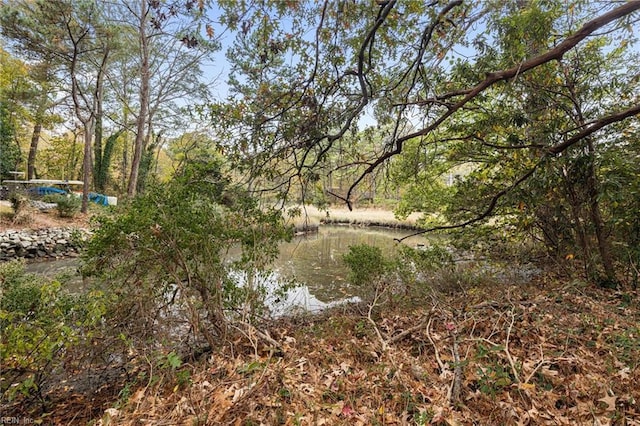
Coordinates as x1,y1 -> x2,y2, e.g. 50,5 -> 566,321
388,309 -> 434,345
524,344 -> 547,385
504,309 -> 521,383
231,321 -> 283,353
426,317 -> 446,373
450,329 -> 463,404
367,283 -> 389,351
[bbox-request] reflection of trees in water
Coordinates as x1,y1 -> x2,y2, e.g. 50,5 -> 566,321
277,226 -> 420,302
26,226 -> 426,309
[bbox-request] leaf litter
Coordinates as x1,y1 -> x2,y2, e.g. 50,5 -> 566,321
20,276 -> 640,425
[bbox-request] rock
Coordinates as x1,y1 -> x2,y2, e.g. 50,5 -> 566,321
1,227 -> 91,262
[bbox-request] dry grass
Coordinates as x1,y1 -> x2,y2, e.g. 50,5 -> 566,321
286,205 -> 422,231
0,199 -> 91,232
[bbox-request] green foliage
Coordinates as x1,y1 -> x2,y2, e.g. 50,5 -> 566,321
0,260 -> 107,402
38,133 -> 83,180
0,101 -> 20,180
94,130 -> 122,192
43,193 -> 81,218
162,351 -> 182,370
474,343 -> 513,397
342,242 -> 455,306
84,158 -> 293,349
211,0 -> 640,289
342,244 -> 387,287
399,244 -> 453,273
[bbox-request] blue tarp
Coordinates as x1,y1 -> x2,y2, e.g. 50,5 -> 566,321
29,186 -> 68,196
89,192 -> 109,206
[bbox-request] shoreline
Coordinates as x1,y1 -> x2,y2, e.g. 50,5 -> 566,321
287,205 -> 422,233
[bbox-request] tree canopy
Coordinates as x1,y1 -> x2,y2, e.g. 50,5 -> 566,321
213,0 -> 639,206
210,0 -> 640,284
1,0 -> 639,282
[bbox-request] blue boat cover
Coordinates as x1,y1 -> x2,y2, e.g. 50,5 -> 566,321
30,186 -> 68,196
89,192 -> 109,206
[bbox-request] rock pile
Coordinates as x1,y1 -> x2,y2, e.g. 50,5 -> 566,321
0,228 -> 92,261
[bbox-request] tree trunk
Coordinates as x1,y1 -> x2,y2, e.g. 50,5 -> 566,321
127,0 -> 150,197
561,164 -> 592,277
81,121 -> 94,213
93,46 -> 109,191
564,68 -> 617,286
27,121 -> 42,180
585,139 -> 617,284
94,90 -> 103,191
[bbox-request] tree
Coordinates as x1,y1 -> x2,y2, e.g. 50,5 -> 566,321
214,0 -> 640,285
0,45 -> 62,182
393,1 -> 640,284
216,0 -> 639,202
0,101 -> 20,179
1,0 -> 112,212
106,0 -> 218,197
24,60 -> 64,180
0,46 -> 28,179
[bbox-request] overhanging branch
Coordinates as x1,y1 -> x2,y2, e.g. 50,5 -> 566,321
394,102 -> 640,241
346,0 -> 640,209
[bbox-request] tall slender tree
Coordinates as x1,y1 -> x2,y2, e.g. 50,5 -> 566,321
1,0 -> 112,212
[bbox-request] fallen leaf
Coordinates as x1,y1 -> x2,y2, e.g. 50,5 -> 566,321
518,382 -> 536,391
618,367 -> 630,379
598,395 -> 616,412
342,403 -> 354,417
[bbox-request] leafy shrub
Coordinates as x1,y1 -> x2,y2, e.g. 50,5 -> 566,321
343,242 -> 457,307
399,244 -> 453,272
0,260 -> 107,403
44,194 -> 81,218
342,244 -> 388,287
84,158 -> 293,350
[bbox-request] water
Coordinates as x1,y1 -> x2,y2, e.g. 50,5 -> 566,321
24,225 -> 427,314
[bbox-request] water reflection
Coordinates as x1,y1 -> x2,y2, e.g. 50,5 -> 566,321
24,225 -> 426,313
276,226 -> 423,303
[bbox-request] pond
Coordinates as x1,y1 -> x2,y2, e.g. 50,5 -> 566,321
24,225 -> 427,315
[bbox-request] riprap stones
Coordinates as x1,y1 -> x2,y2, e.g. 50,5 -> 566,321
0,228 -> 92,261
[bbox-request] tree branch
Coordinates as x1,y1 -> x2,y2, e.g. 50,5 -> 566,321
548,103 -> 640,154
346,1 -> 640,207
394,100 -> 639,242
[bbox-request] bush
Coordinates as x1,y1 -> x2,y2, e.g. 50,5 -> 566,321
44,194 -> 81,218
0,260 -> 107,404
84,158 -> 293,351
342,244 -> 388,287
342,242 -> 456,307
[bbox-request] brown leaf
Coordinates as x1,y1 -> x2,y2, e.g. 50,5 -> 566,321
597,395 -> 616,412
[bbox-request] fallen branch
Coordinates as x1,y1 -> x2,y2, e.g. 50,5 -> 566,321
367,283 -> 389,351
232,321 -> 283,353
388,311 -> 434,345
524,344 -> 548,385
426,317 -> 446,373
450,330 -> 463,404
504,309 -> 521,384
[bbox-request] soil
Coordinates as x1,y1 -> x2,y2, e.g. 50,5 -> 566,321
0,200 -> 92,232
